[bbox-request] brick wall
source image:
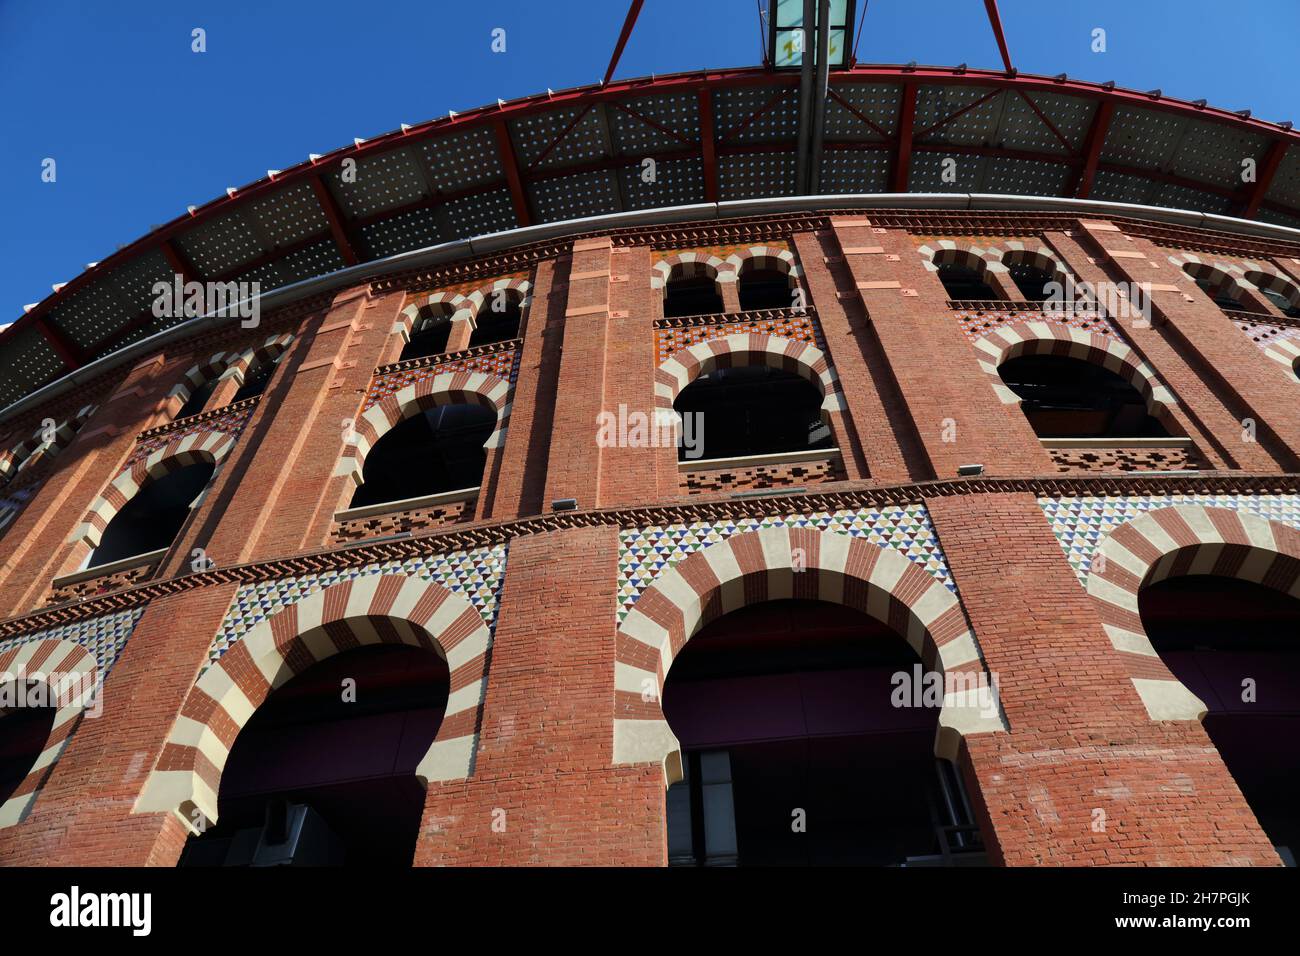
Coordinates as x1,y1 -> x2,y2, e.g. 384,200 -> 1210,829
2,208 -> 1298,868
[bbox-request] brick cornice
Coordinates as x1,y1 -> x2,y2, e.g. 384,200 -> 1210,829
8,471 -> 1300,638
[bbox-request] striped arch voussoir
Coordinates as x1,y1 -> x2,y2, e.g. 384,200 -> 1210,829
463,278 -> 532,323
723,246 -> 801,282
971,321 -> 1176,411
653,334 -> 843,417
131,573 -> 491,832
70,430 -> 235,548
1085,505 -> 1300,721
339,371 -> 512,485
0,639 -> 99,828
1262,335 -> 1300,383
650,253 -> 727,291
0,403 -> 97,482
170,334 -> 295,403
399,292 -> 467,338
612,527 -> 1007,784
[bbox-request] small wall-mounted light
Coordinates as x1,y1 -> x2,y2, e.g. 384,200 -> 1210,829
957,464 -> 984,477
551,498 -> 578,511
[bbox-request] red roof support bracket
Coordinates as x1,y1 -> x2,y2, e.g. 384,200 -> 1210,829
310,176 -> 360,267
891,82 -> 917,192
1073,100 -> 1114,199
983,0 -> 1013,73
35,318 -> 84,371
160,239 -> 200,283
699,88 -> 719,202
603,0 -> 646,87
494,121 -> 533,228
1242,139 -> 1289,219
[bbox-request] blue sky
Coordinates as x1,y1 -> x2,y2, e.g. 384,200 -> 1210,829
2,0 -> 1297,323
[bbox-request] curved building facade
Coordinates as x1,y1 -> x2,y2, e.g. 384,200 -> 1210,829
2,66 -> 1300,866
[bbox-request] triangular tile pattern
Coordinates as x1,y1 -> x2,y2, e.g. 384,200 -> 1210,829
205,544 -> 508,671
617,505 -> 953,623
1039,494 -> 1300,586
0,607 -> 143,689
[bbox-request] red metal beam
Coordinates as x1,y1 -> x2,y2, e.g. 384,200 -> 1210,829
494,120 -> 533,228
1242,139 -> 1289,219
983,0 -> 1013,73
160,238 -> 200,283
699,89 -> 719,202
1073,100 -> 1114,199
827,88 -> 891,140
890,82 -> 917,192
310,176 -> 359,266
603,0 -> 646,87
35,318 -> 83,370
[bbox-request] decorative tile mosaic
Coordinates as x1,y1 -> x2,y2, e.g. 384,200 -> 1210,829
1232,316 -> 1300,352
617,505 -> 952,622
1039,494 -> 1300,585
363,347 -> 520,410
654,312 -> 825,364
130,403 -> 256,465
954,304 -> 1119,341
0,607 -> 143,681
206,544 -> 507,670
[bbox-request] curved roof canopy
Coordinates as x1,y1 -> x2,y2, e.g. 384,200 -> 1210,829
6,63 -> 1300,410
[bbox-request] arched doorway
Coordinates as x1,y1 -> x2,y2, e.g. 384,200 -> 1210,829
1139,574 -> 1300,864
998,354 -> 1170,439
672,365 -> 831,461
349,403 -> 496,508
661,599 -> 983,866
88,460 -> 215,567
178,643 -> 450,866
0,679 -> 56,808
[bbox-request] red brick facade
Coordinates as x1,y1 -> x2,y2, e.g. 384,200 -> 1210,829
2,207 -> 1299,866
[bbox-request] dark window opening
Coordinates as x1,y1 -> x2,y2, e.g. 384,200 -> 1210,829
349,403 -> 495,509
1192,276 -> 1243,311
1007,263 -> 1055,302
1261,288 -> 1300,319
664,275 -> 724,318
175,377 -> 220,421
662,599 -> 984,866
938,263 -> 997,300
738,268 -> 793,311
179,643 -> 449,867
1140,575 -> 1300,864
89,461 -> 215,568
673,366 -> 831,461
0,680 -> 57,807
232,353 -> 284,403
998,354 -> 1169,439
400,319 -> 452,361
468,299 -> 521,348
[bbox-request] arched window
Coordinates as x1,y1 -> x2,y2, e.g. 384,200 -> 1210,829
178,643 -> 449,866
1006,263 -> 1054,301
663,266 -> 724,318
400,307 -> 454,361
662,599 -> 983,866
998,354 -> 1169,439
1244,272 -> 1300,319
349,404 -> 496,509
1183,264 -> 1245,311
1140,574 -> 1300,862
88,461 -> 215,568
231,352 -> 284,403
175,378 -> 220,421
935,254 -> 997,300
468,292 -> 522,348
0,679 -> 56,808
673,365 -> 831,461
737,263 -> 794,311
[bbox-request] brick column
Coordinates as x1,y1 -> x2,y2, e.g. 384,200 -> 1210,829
719,277 -> 741,314
445,317 -> 473,354
542,238 -> 612,511
188,285 -> 405,567
831,217 -> 1050,478
414,526 -> 665,866
930,492 -> 1278,866
599,245 -> 662,508
0,582 -> 240,866
1076,220 -> 1299,469
482,258 -> 568,519
0,352 -> 186,617
796,231 -> 929,483
1045,229 -> 1241,471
